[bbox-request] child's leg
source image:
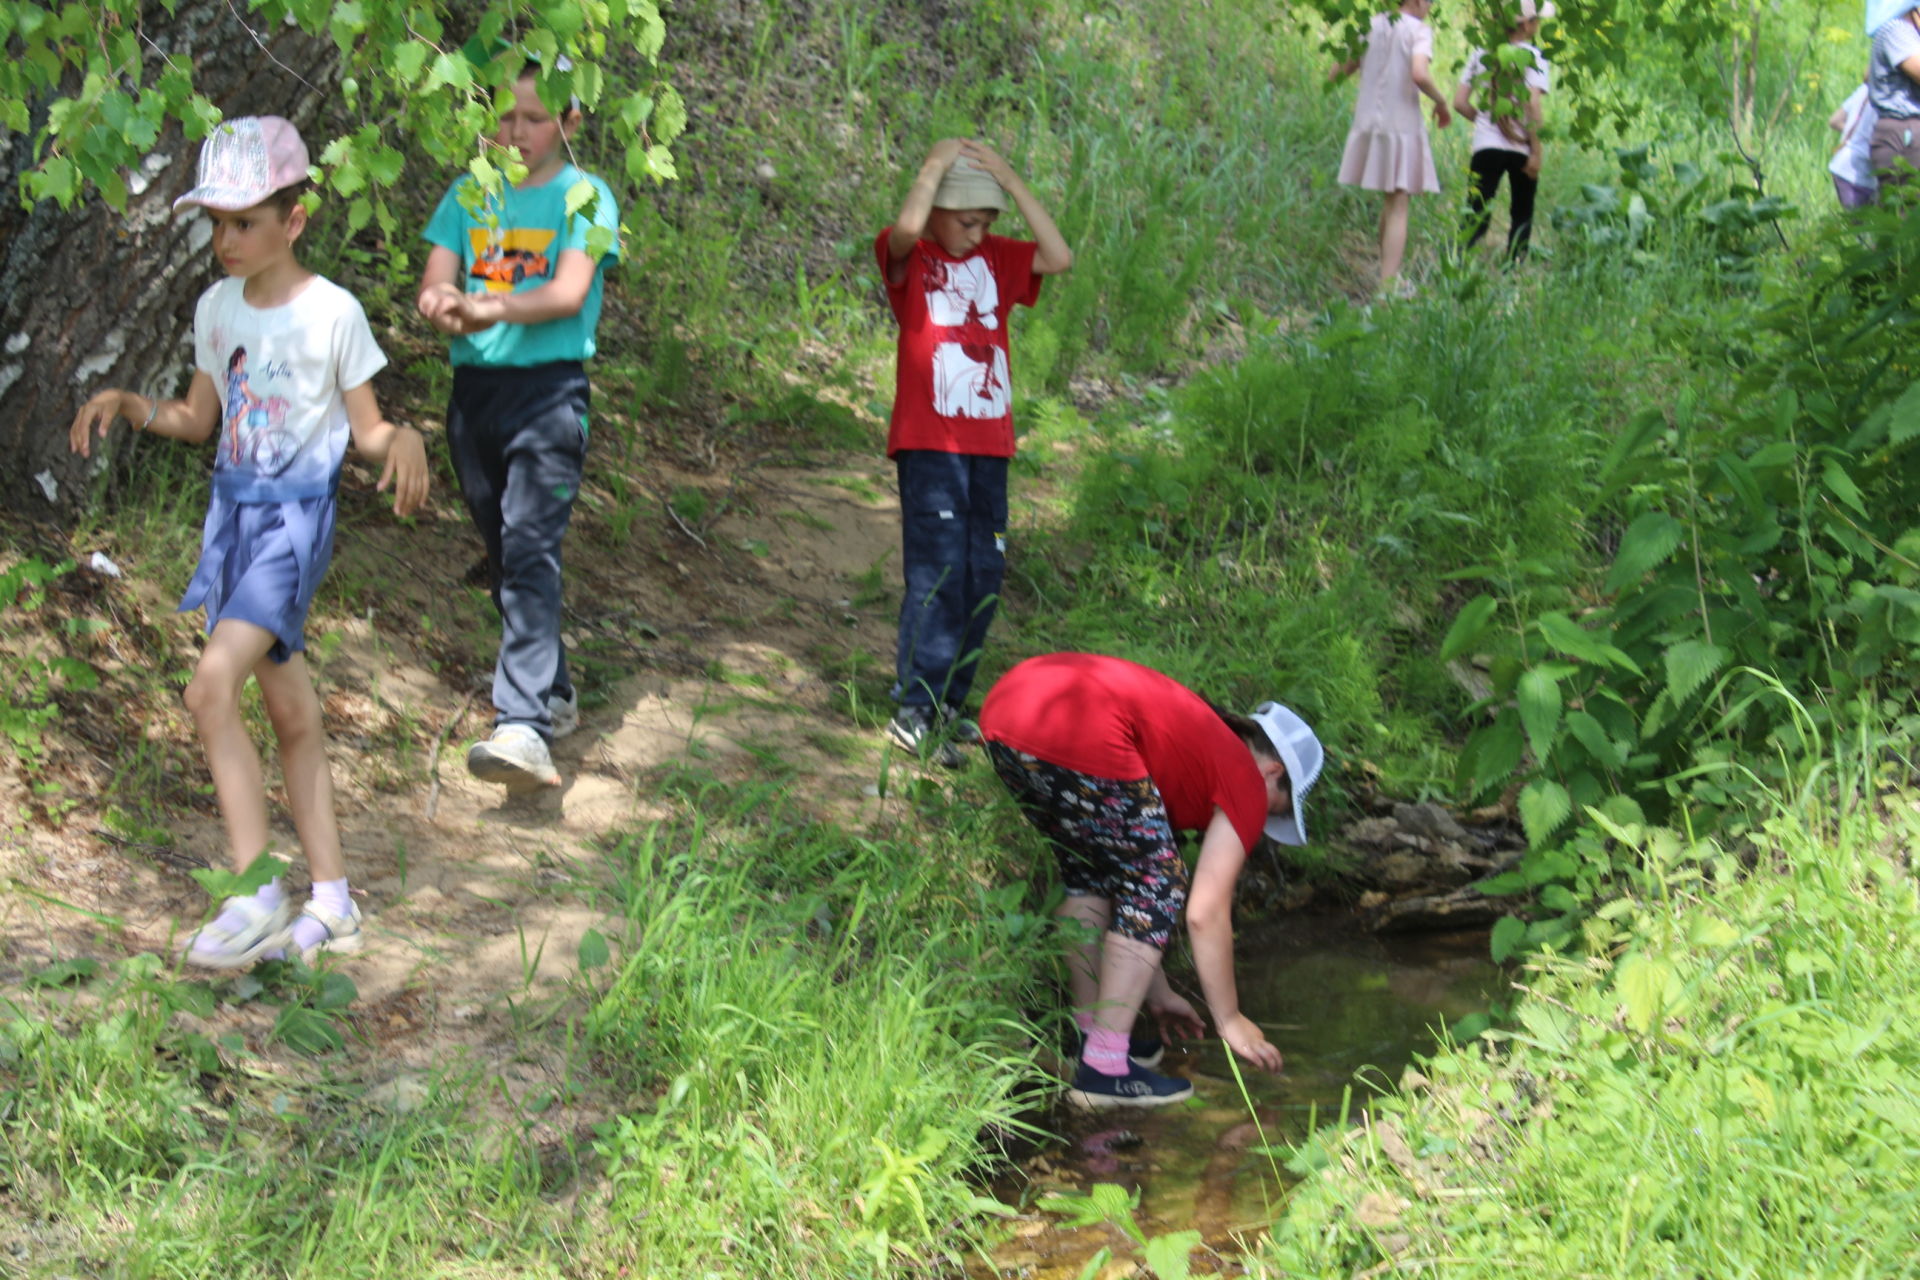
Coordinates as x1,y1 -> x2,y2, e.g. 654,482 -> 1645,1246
1465,150 -> 1502,249
893,450 -> 972,708
1507,157 -> 1539,260
1379,190 -> 1413,283
251,650 -> 342,883
1057,893 -> 1112,1018
950,454 -> 1010,710
182,618 -> 284,872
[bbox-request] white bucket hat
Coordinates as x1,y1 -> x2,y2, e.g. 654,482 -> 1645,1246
1518,1 -> 1557,20
1249,701 -> 1324,847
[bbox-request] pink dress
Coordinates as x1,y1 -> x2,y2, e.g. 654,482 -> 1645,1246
1337,12 -> 1442,195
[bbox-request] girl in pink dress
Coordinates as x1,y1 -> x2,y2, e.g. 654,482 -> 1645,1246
1334,0 -> 1454,292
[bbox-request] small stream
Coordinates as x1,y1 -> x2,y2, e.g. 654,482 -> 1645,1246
980,916 -> 1505,1277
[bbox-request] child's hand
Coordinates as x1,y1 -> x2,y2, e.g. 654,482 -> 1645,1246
378,426 -> 431,517
1218,1012 -> 1284,1073
926,137 -> 966,171
1433,101 -> 1453,129
69,390 -> 131,458
1145,990 -> 1207,1042
958,139 -> 1017,187
420,286 -> 486,336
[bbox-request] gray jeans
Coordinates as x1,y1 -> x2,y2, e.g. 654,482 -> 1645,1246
446,362 -> 590,738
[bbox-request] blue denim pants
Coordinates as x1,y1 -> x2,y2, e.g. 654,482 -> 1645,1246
446,362 -> 589,738
893,450 -> 1008,710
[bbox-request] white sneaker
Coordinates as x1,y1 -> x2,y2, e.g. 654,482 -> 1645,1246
296,900 -> 364,963
181,895 -> 293,970
548,688 -> 580,740
467,724 -> 561,792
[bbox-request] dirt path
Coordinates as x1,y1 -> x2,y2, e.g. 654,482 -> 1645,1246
0,453 -> 937,1126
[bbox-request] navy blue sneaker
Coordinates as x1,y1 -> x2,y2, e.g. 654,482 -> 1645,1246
1063,1025 -> 1166,1069
1065,1059 -> 1194,1110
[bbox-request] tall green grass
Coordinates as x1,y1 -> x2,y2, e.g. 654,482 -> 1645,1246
1261,764 -> 1920,1278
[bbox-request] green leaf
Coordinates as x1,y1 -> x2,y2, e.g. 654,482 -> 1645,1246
1142,1230 -> 1204,1280
1663,638 -> 1728,703
653,85 -> 687,143
1615,952 -> 1683,1033
1605,512 -> 1685,594
1563,709 -> 1625,768
1515,666 -> 1562,763
1822,460 -> 1868,516
312,971 -> 357,1010
392,41 -> 429,85
1438,594 -> 1498,662
1464,708 -> 1524,797
1489,914 -> 1527,962
1891,379 -> 1920,446
191,853 -> 289,902
25,957 -> 99,987
1517,778 -> 1572,847
273,1006 -> 344,1055
578,927 -> 610,971
564,177 -> 597,218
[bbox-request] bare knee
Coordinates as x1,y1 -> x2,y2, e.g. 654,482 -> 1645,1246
182,665 -> 240,723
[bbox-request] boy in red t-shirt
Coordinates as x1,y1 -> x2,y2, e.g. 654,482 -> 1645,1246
875,138 -> 1073,765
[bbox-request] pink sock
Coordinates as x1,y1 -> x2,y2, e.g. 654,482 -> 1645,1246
1073,1011 -> 1097,1034
1082,1027 -> 1131,1076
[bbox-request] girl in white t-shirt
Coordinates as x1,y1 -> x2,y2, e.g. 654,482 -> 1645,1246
1829,79 -> 1880,209
1454,2 -> 1554,261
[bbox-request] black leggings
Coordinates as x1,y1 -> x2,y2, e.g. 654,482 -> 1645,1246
1466,149 -> 1538,259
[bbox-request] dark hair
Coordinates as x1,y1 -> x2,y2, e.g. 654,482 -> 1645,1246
515,62 -> 585,116
228,346 -> 247,371
1206,700 -> 1278,761
264,179 -> 312,219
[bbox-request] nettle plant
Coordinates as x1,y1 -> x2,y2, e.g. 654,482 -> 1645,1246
1447,204 -> 1920,955
7,0 -> 685,233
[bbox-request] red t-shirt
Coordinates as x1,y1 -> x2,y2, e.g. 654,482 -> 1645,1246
875,228 -> 1042,458
979,653 -> 1269,852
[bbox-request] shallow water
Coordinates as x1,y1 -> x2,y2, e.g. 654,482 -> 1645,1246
979,916 -> 1504,1277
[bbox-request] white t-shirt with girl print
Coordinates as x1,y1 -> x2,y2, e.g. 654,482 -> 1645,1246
193,275 -> 387,503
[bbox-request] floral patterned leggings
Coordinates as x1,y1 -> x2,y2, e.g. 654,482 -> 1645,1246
985,741 -> 1190,949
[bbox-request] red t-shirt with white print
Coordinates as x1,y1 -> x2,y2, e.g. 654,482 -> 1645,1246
875,228 -> 1042,458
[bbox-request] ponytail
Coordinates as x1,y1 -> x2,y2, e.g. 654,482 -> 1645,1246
1206,700 -> 1278,761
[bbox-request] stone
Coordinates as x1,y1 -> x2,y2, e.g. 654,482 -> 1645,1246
1392,802 -> 1469,842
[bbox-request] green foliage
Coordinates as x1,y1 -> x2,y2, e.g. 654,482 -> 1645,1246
1550,145 -> 1794,285
1265,794 -> 1920,1279
7,0 -> 682,222
0,557 -> 99,769
1040,1183 -> 1203,1279
581,777 -> 1047,1276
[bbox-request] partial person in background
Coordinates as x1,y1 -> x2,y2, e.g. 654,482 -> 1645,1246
1455,1 -> 1555,262
1830,73 -> 1880,209
1334,0 -> 1454,295
1866,0 -> 1920,187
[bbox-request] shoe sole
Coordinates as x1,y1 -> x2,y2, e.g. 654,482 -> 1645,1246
301,932 -> 365,963
1063,1083 -> 1194,1110
180,926 -> 295,971
467,745 -> 561,791
886,722 -> 964,768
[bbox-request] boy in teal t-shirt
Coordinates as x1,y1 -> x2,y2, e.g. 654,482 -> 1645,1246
418,61 -> 621,792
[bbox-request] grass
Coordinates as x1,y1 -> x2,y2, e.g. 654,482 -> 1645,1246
0,770 -> 1053,1279
1261,764 -> 1920,1279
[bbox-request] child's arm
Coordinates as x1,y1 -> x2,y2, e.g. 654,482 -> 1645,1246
68,373 -> 221,458
1524,88 -> 1546,178
960,140 -> 1074,275
885,137 -> 966,277
1186,808 -> 1284,1072
1452,78 -> 1478,123
450,250 -> 600,329
1830,105 -> 1851,132
342,382 -> 429,517
1410,51 -> 1454,128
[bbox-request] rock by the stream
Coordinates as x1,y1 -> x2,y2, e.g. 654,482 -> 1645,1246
1337,801 -> 1525,933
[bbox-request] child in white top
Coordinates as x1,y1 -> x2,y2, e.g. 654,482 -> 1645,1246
69,117 -> 429,968
1454,1 -> 1555,260
1830,79 -> 1880,209
1334,0 -> 1454,292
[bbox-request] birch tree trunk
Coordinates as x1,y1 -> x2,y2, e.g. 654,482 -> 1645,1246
0,1 -> 339,523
